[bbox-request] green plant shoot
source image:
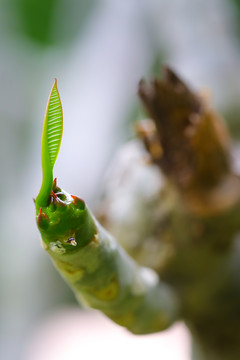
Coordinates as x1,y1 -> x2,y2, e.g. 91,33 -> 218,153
34,81 -> 178,335
35,79 -> 63,209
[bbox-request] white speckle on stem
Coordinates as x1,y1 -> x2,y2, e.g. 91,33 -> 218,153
49,241 -> 66,254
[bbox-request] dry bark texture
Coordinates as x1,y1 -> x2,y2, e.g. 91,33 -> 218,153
99,68 -> 240,360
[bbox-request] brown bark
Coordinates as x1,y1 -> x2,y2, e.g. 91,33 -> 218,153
137,67 -> 240,359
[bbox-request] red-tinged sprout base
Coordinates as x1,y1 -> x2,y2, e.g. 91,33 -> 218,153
36,183 -> 96,253
35,180 -> 178,335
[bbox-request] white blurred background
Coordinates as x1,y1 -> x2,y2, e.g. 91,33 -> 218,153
1,0 -> 240,359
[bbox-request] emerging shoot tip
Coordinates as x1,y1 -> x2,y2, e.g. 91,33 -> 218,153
35,79 -> 63,209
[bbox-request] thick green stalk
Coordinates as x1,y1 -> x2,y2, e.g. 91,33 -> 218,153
37,187 -> 178,334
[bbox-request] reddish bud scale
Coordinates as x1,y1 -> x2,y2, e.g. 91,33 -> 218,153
51,191 -> 66,207
51,191 -> 57,199
52,178 -> 57,191
37,207 -> 49,229
71,195 -> 85,209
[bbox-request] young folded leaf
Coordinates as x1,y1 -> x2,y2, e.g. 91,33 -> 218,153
36,79 -> 63,209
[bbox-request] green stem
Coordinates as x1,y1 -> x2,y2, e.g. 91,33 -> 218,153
37,188 -> 179,334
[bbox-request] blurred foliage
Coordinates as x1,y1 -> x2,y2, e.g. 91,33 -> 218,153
18,0 -> 57,45
230,0 -> 240,34
223,106 -> 240,139
2,0 -> 96,46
